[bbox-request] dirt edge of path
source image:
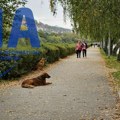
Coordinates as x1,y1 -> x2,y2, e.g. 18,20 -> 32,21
99,49 -> 120,119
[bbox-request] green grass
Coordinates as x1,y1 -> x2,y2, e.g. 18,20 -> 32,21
112,71 -> 120,87
100,49 -> 120,87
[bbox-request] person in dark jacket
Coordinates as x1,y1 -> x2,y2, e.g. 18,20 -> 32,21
82,41 -> 88,58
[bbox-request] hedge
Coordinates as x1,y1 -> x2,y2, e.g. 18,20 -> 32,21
0,43 -> 75,79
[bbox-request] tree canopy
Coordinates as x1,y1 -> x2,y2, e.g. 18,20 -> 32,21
50,0 -> 120,42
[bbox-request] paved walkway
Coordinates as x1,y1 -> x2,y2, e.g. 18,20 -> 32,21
0,48 -> 118,120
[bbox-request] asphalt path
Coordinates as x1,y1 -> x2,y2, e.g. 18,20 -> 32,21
0,48 -> 118,120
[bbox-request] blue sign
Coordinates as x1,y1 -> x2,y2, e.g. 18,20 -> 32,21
8,8 -> 40,48
0,7 -> 41,78
0,7 -> 40,48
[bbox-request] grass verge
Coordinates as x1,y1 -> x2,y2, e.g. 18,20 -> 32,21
100,49 -> 120,88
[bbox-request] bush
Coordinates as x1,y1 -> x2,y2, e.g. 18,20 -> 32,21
0,43 -> 75,79
0,50 -> 41,79
53,44 -> 68,58
66,44 -> 75,55
42,43 -> 60,63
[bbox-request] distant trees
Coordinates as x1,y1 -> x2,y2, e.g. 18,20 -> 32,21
38,30 -> 79,44
50,0 -> 120,58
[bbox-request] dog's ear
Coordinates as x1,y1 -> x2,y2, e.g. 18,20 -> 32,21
42,73 -> 51,78
37,75 -> 41,80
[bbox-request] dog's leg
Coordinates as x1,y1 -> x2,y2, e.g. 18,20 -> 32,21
45,82 -> 52,85
22,84 -> 34,88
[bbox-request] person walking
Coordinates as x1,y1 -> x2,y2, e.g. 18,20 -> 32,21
82,41 -> 88,58
75,41 -> 82,58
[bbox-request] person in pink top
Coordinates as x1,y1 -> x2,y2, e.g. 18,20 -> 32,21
75,41 -> 82,58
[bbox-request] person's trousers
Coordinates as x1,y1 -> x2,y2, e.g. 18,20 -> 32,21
76,50 -> 81,58
83,49 -> 87,57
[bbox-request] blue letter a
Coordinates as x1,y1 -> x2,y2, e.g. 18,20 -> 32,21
8,8 -> 40,48
0,9 -> 2,47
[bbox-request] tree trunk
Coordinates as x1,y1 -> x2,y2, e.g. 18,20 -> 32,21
117,50 -> 120,61
110,39 -> 114,55
100,41 -> 102,49
100,38 -> 104,49
104,38 -> 108,54
108,32 -> 111,57
113,40 -> 120,56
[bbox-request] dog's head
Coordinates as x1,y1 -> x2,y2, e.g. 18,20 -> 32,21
38,73 -> 51,80
42,73 -> 51,78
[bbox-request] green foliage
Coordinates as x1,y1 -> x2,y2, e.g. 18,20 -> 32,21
47,35 -> 62,43
50,0 -> 120,42
42,43 -> 60,63
61,33 -> 78,43
0,49 -> 40,79
54,44 -> 69,58
53,43 -> 75,58
0,0 -> 81,80
38,31 -> 79,44
0,43 -> 75,79
0,0 -> 27,41
100,49 -> 120,87
112,71 -> 120,86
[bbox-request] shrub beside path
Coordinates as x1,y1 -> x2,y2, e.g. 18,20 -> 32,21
0,47 -> 120,120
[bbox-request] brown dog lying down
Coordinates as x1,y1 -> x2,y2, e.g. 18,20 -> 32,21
21,73 -> 51,88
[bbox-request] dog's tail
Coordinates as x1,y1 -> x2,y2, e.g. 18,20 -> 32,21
21,84 -> 34,88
